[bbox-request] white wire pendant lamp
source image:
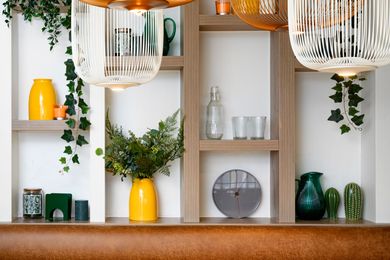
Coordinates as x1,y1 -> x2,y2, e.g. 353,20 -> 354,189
288,0 -> 390,76
231,0 -> 288,31
72,0 -> 164,90
79,0 -> 193,10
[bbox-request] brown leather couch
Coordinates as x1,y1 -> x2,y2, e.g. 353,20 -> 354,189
1,224 -> 390,259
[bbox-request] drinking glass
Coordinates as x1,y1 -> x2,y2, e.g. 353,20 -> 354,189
247,116 -> 266,140
232,116 -> 247,140
215,0 -> 231,15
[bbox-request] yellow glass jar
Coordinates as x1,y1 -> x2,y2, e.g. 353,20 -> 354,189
29,79 -> 57,120
129,178 -> 158,221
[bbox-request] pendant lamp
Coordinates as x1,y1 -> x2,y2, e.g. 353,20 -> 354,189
289,0 -> 390,76
72,0 -> 164,90
79,0 -> 193,10
231,0 -> 288,31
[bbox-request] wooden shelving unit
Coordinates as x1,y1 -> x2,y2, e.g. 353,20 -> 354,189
199,140 -> 279,151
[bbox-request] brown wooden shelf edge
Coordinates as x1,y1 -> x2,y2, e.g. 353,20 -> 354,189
294,58 -> 317,72
160,56 -> 184,70
200,139 -> 279,151
199,15 -> 259,31
7,217 -> 387,227
13,120 -> 68,131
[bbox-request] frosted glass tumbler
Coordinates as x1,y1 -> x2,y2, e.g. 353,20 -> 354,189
232,116 -> 247,140
248,116 -> 266,140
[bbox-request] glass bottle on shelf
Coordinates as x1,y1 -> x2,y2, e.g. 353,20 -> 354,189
206,86 -> 224,140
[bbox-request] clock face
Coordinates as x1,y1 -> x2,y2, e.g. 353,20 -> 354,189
212,169 -> 261,219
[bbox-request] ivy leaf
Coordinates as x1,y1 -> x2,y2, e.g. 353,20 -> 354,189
351,114 -> 365,126
76,78 -> 84,95
359,77 -> 367,81
61,130 -> 74,143
348,75 -> 358,80
64,146 -> 73,155
66,118 -> 76,129
343,80 -> 353,88
72,154 -> 80,164
63,166 -> 70,173
65,46 -> 72,55
79,117 -> 91,130
329,92 -> 342,103
348,94 -> 364,107
65,94 -> 76,116
348,84 -> 363,95
67,81 -> 75,93
76,135 -> 89,147
78,98 -> 90,114
348,107 -> 359,116
340,124 -> 351,134
328,109 -> 344,123
95,148 -> 104,156
59,157 -> 67,164
331,74 -> 344,83
65,59 -> 77,80
332,83 -> 342,92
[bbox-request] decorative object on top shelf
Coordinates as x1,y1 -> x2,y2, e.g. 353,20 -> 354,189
232,116 -> 247,140
28,79 -> 57,120
23,188 -> 43,219
296,172 -> 326,220
206,86 -> 224,140
324,187 -> 340,220
97,110 -> 184,221
215,0 -> 231,15
328,74 -> 365,135
54,105 -> 69,120
2,1 -> 91,174
163,17 -> 176,56
80,0 -> 193,10
344,183 -> 363,221
212,169 -> 261,218
45,193 -> 72,221
75,200 -> 89,221
231,0 -> 287,31
288,0 -> 390,76
72,0 -> 164,90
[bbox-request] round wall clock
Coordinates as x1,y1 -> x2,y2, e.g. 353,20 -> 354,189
212,169 -> 261,218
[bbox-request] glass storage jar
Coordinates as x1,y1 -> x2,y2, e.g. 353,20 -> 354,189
23,188 -> 43,219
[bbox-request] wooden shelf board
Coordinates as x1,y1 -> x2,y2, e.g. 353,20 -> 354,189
160,56 -> 184,70
200,139 -> 279,151
7,217 -> 387,227
199,15 -> 258,31
12,120 -> 68,131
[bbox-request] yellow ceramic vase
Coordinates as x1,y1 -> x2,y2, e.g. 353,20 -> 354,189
129,178 -> 158,221
29,79 -> 57,120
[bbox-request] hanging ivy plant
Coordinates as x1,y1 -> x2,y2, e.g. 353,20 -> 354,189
2,0 -> 91,173
328,74 -> 365,135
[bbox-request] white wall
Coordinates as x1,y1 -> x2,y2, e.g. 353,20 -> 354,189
296,72 -> 362,218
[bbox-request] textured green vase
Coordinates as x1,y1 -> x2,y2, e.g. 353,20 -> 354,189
344,183 -> 363,221
324,187 -> 340,220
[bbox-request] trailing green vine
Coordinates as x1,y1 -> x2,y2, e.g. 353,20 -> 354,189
328,74 -> 365,134
2,0 -> 91,173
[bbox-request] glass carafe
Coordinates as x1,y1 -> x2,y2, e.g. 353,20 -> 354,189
206,86 -> 224,139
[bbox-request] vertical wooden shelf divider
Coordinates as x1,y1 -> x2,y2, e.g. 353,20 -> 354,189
270,31 -> 296,223
181,0 -> 200,222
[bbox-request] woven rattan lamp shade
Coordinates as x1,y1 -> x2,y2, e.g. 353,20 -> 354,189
72,0 -> 164,90
80,0 -> 193,10
289,0 -> 390,76
231,0 -> 288,31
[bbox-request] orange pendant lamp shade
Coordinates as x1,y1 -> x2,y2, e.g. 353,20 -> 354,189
80,0 -> 192,10
231,0 -> 288,31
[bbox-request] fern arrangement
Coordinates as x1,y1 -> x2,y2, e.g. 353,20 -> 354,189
98,110 -> 184,180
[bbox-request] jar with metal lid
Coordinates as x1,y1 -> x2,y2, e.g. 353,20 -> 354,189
23,188 -> 43,219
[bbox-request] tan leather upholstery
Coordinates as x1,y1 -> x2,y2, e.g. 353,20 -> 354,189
1,225 -> 389,259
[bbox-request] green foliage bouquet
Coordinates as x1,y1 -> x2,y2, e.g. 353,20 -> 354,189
98,110 -> 184,181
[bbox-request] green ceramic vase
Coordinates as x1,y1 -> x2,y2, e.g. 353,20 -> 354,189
344,183 -> 363,221
324,187 -> 340,220
296,172 -> 326,220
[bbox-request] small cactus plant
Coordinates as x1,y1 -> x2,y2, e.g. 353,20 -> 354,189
325,187 -> 340,220
344,183 -> 363,221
